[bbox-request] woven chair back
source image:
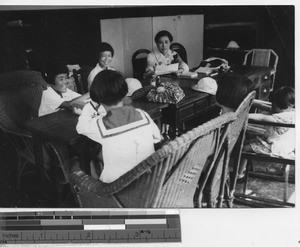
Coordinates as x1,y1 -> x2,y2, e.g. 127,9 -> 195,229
0,70 -> 48,189
243,49 -> 278,69
203,91 -> 256,207
71,112 -> 235,208
0,70 -> 47,132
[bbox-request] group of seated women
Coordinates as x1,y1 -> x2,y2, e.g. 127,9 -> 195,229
37,29 -> 295,184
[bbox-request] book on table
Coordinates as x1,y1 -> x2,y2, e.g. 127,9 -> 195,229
180,70 -> 198,78
155,63 -> 179,76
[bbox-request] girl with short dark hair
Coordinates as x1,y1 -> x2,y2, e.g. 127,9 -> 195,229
76,70 -> 161,183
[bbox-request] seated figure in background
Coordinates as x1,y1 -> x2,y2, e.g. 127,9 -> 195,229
87,41 -> 141,94
76,70 -> 161,183
144,30 -> 189,79
215,72 -> 255,115
238,86 -> 295,178
215,73 -> 256,178
38,64 -> 81,117
87,42 -> 115,90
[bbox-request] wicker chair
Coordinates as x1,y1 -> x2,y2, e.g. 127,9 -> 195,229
0,70 -> 47,189
69,112 -> 236,208
0,70 -> 75,206
202,91 -> 256,208
72,65 -> 93,94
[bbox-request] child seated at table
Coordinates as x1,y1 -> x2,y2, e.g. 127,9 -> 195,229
87,42 -> 115,90
38,64 -> 81,116
215,73 -> 255,178
238,86 -> 295,178
87,42 -> 142,94
215,72 -> 255,115
76,70 -> 162,183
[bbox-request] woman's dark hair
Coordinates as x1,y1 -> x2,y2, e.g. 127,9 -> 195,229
90,70 -> 128,106
270,86 -> 295,110
42,64 -> 68,85
154,30 -> 173,44
216,73 -> 255,110
99,42 -> 114,57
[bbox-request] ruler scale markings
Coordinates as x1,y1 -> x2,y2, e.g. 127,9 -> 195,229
0,210 -> 181,244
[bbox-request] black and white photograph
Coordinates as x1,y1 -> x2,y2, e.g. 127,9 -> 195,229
0,3 -> 297,247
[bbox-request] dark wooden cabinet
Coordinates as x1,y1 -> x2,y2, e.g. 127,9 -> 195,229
253,73 -> 271,101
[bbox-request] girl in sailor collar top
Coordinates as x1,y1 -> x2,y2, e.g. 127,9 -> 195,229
144,30 -> 189,79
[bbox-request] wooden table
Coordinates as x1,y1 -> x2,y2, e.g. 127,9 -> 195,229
25,98 -> 168,185
160,65 -> 273,137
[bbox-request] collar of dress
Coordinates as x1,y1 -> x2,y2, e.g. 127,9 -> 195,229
153,48 -> 173,65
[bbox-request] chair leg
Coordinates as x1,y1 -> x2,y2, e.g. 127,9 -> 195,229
243,159 -> 252,195
283,164 -> 290,203
17,157 -> 27,190
225,182 -> 232,208
17,156 -> 34,190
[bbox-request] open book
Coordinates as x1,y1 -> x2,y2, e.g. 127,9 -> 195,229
155,63 -> 179,76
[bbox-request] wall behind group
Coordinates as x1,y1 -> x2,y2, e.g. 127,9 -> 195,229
0,6 -> 294,89
101,15 -> 204,78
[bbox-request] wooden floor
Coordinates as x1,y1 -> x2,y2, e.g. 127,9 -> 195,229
0,138 -> 295,208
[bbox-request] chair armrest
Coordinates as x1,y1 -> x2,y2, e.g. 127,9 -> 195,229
6,127 -> 32,138
248,119 -> 295,128
69,168 -> 111,196
69,148 -> 165,197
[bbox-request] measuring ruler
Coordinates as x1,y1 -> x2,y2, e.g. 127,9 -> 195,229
0,210 -> 181,244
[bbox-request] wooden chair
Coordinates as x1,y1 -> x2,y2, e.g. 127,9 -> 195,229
0,70 -> 75,206
170,42 -> 188,64
201,91 -> 256,208
73,65 -> 93,94
131,49 -> 150,82
234,119 -> 295,208
69,112 -> 236,208
243,49 -> 278,91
